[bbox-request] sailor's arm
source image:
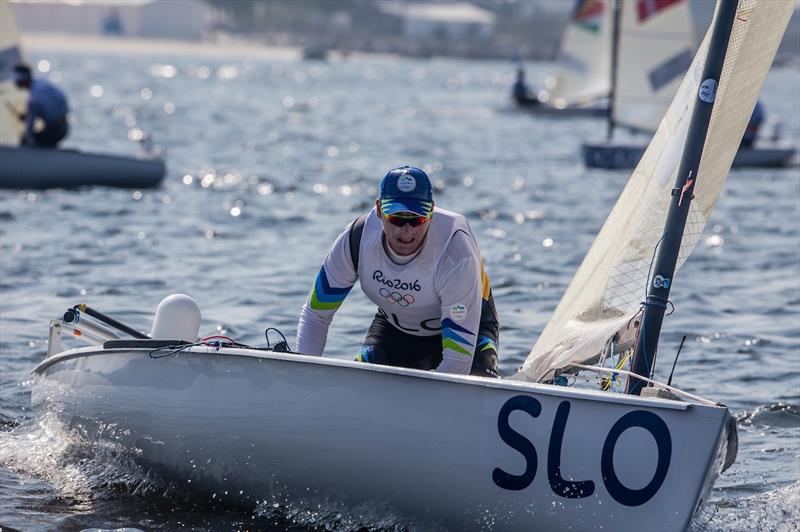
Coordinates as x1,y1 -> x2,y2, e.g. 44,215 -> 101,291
295,225 -> 358,355
434,232 -> 482,375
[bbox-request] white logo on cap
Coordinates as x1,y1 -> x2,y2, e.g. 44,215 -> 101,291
397,175 -> 416,193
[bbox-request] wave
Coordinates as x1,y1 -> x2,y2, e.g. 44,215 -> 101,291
737,402 -> 800,429
692,481 -> 800,532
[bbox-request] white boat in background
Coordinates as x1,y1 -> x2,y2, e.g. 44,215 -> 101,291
29,0 -> 795,529
0,0 -> 166,190
581,0 -> 796,169
519,0 -> 612,116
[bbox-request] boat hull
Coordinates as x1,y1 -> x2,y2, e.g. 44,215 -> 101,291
521,103 -> 609,118
0,146 -> 165,189
582,141 -> 796,169
32,346 -> 733,531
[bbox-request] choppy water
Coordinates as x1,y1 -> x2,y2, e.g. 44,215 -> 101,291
0,45 -> 798,531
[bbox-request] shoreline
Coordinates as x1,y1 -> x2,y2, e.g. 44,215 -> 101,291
21,33 -> 402,62
23,33 -> 300,60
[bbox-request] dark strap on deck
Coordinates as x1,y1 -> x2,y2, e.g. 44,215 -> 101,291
103,339 -> 191,349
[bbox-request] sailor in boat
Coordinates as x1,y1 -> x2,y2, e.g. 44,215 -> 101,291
740,99 -> 764,148
512,67 -> 540,107
11,63 -> 69,148
296,166 -> 500,377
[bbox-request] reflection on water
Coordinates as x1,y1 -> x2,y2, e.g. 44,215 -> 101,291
0,46 -> 798,530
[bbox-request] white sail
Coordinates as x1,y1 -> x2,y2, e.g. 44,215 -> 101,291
518,0 -> 795,383
0,0 -> 27,145
613,0 -> 696,132
544,0 -> 613,108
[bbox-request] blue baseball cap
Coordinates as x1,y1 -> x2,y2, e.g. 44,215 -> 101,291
379,166 -> 434,217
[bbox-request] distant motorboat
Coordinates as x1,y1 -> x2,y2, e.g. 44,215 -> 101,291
0,145 -> 166,189
0,2 -> 166,190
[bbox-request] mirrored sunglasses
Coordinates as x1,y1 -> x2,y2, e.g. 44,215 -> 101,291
386,214 -> 430,228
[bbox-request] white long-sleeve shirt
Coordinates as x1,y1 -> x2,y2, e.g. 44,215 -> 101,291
296,207 -> 482,375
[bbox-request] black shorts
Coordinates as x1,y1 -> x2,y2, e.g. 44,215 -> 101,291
357,292 -> 500,378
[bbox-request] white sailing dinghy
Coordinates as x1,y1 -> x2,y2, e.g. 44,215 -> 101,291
0,0 -> 165,189
581,0 -> 796,169
30,1 -> 794,530
520,0 -> 612,116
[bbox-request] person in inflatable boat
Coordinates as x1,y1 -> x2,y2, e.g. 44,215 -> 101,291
11,63 -> 69,148
295,165 -> 500,378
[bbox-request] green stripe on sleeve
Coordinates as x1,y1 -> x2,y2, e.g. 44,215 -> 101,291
442,338 -> 472,357
310,290 -> 343,311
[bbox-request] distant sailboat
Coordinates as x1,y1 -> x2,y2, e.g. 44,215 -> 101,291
581,0 -> 796,169
516,0 -> 611,116
609,0 -> 696,134
0,0 -> 165,189
520,0 -> 795,386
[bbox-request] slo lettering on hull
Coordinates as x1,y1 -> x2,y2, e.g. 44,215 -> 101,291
494,395 -> 672,506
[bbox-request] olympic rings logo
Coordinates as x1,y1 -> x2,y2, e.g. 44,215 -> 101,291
379,287 -> 416,307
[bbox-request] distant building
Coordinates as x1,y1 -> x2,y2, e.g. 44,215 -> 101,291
10,0 -> 210,40
379,1 -> 495,41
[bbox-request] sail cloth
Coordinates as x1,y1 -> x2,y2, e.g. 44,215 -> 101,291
613,0 -> 696,133
0,0 -> 28,145
544,0 -> 613,108
517,0 -> 795,383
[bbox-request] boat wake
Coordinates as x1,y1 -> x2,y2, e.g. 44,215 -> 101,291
0,410 -> 166,503
691,481 -> 800,532
0,410 -> 427,530
690,401 -> 799,531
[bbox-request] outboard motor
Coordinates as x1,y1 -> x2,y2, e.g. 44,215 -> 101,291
150,294 -> 201,342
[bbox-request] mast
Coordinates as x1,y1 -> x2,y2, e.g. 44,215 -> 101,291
626,0 -> 739,395
605,0 -> 622,142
